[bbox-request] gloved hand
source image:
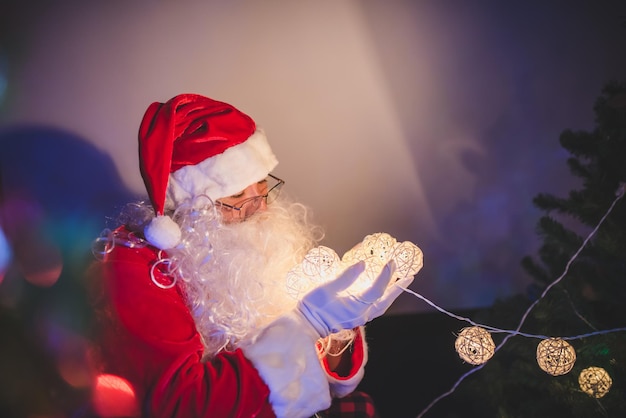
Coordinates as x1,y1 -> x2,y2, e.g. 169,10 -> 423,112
296,259 -> 413,338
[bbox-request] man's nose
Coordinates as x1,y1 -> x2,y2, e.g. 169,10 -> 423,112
241,197 -> 266,219
257,197 -> 268,211
244,184 -> 268,217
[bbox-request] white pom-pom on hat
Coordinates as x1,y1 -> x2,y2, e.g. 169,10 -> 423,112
144,215 -> 182,250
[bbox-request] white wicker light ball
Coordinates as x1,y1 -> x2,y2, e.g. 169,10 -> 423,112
390,240 -> 424,280
285,246 -> 340,299
454,326 -> 495,365
578,366 -> 612,398
301,245 -> 340,279
536,338 -> 576,376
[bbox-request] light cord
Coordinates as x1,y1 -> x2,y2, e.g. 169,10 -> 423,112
401,287 -> 626,341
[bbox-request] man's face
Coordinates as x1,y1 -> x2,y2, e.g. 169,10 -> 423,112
216,178 -> 270,223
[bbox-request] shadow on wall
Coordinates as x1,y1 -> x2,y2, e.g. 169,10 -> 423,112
0,125 -> 138,417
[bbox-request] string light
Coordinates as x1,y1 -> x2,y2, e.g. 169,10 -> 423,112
278,185 -> 625,416
413,184 -> 625,417
454,326 -> 495,365
578,367 -> 612,399
536,338 -> 576,376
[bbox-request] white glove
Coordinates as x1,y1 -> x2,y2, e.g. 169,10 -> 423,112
296,259 -> 412,338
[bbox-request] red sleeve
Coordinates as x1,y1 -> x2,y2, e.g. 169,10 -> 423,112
88,239 -> 275,418
320,329 -> 366,380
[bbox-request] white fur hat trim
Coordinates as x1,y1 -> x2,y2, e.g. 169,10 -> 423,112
165,129 -> 278,210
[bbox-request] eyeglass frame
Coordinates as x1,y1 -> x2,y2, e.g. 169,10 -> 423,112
215,174 -> 285,215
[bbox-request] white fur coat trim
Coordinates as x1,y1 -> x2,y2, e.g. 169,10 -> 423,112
241,311 -> 331,418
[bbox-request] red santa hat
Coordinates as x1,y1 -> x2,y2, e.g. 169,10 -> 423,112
138,93 -> 278,249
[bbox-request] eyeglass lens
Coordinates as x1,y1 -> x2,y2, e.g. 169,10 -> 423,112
233,176 -> 283,218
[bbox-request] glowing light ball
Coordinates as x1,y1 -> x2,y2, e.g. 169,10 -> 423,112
286,246 -> 340,299
302,245 -> 341,279
391,240 -> 424,280
536,338 -> 576,376
342,232 -> 423,293
578,366 -> 612,398
454,326 -> 495,365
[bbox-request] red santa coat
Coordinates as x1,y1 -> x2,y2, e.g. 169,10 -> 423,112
88,227 -> 367,418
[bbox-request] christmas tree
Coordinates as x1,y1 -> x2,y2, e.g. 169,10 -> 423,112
443,80 -> 626,418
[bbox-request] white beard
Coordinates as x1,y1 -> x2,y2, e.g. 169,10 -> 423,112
170,199 -> 323,358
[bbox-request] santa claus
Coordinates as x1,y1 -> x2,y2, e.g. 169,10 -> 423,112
87,94 -> 415,417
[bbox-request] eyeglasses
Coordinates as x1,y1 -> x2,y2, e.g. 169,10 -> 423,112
216,174 -> 285,220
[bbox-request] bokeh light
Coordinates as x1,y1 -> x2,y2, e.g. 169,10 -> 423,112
92,374 -> 139,418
